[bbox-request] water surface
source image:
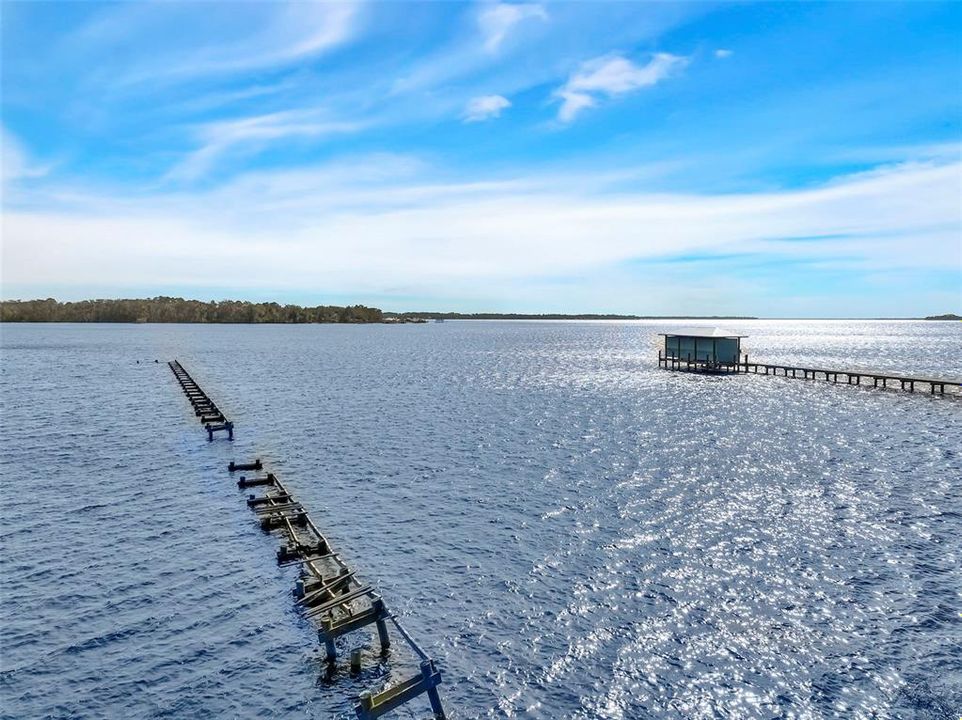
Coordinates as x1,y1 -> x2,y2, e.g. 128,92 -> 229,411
1,320 -> 960,718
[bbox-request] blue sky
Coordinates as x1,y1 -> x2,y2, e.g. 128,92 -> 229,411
2,1 -> 960,316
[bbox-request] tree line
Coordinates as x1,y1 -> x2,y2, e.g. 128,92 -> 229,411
383,311 -> 757,320
0,297 -> 385,324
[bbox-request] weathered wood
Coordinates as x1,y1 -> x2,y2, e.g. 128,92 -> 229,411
252,501 -> 303,515
305,585 -> 375,618
299,571 -> 357,606
247,492 -> 291,507
280,552 -> 339,569
237,473 -> 276,488
260,510 -> 307,530
356,660 -> 445,720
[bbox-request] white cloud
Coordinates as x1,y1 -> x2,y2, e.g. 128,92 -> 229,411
75,2 -> 359,86
464,95 -> 512,122
478,3 -> 547,53
1,129 -> 52,199
167,111 -> 364,182
715,48 -> 733,59
2,130 -> 34,184
556,53 -> 688,122
4,159 -> 959,303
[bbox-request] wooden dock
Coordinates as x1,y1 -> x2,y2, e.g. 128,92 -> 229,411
657,352 -> 961,396
168,360 -> 234,439
232,462 -> 446,719
168,361 -> 446,719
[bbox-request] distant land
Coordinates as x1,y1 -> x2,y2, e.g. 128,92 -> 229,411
382,311 -> 757,320
0,298 -> 384,323
0,298 -> 957,323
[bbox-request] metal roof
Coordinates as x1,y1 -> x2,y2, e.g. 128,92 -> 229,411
659,327 -> 747,338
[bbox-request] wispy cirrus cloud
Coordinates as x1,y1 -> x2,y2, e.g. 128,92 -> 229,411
167,111 -> 364,182
555,53 -> 689,122
391,2 -> 550,96
1,128 -> 55,195
72,1 -> 359,87
463,95 -> 512,122
478,3 -> 548,53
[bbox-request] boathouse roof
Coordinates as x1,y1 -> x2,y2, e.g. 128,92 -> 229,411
660,327 -> 747,338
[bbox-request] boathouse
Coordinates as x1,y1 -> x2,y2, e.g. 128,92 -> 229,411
660,328 -> 744,366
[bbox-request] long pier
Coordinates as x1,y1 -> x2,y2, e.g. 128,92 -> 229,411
658,352 -> 961,395
168,362 -> 447,719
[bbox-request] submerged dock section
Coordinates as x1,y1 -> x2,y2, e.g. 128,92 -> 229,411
232,460 -> 446,719
168,362 -> 446,719
168,360 -> 234,439
657,329 -> 961,395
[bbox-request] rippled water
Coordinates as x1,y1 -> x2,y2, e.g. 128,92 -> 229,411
1,320 -> 960,719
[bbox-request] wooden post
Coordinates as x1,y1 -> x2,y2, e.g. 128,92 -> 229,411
323,617 -> 337,662
373,598 -> 391,652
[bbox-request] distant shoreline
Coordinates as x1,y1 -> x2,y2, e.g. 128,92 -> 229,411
0,297 -> 957,323
382,312 -> 757,321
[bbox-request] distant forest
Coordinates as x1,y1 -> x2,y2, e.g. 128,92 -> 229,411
383,311 -> 757,320
0,297 -> 384,323
12,297 -> 949,323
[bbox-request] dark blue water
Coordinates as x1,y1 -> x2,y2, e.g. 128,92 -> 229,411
1,321 -> 960,719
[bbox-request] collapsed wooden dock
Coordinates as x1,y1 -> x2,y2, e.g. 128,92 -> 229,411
168,361 -> 447,719
658,352 -> 961,395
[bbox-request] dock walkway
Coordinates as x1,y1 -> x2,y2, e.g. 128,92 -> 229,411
168,360 -> 234,438
657,352 -> 961,395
